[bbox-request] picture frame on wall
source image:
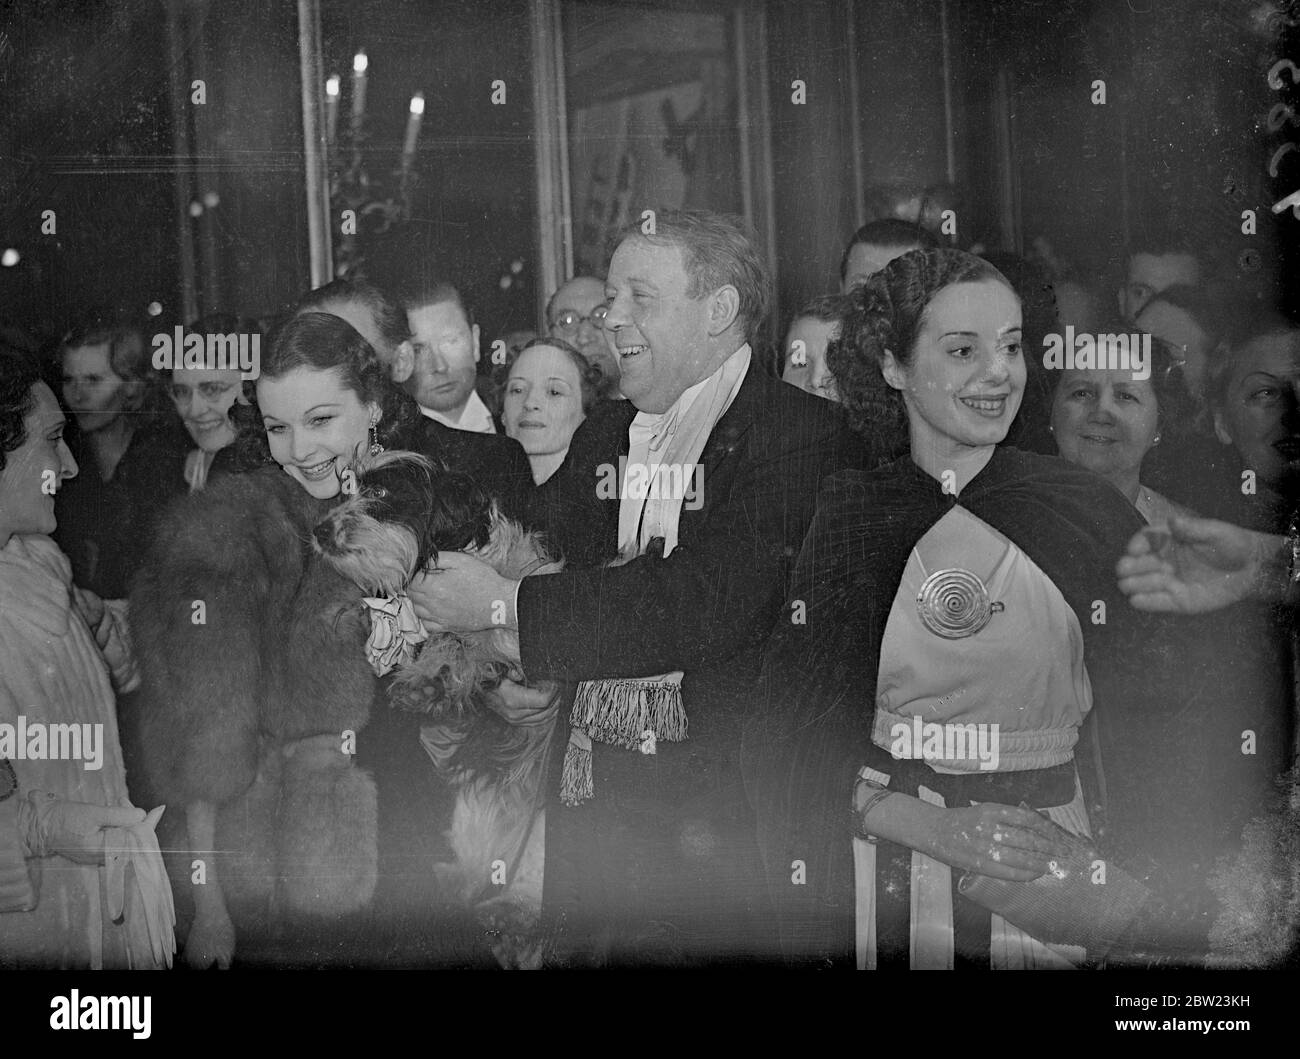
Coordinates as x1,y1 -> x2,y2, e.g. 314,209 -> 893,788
529,0 -> 775,333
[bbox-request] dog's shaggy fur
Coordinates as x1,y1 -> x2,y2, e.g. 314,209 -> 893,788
131,467 -> 381,936
312,451 -> 557,721
312,451 -> 561,932
131,452 -> 559,964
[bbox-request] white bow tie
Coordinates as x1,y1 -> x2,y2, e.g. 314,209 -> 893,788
632,406 -> 683,454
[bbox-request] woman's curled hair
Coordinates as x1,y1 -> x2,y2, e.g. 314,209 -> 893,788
828,248 -> 1015,462
232,311 -> 423,469
0,344 -> 42,475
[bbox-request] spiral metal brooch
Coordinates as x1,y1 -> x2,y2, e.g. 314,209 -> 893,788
916,568 -> 1005,638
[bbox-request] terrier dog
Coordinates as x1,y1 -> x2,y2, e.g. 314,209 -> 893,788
311,450 -> 560,961
312,450 -> 554,716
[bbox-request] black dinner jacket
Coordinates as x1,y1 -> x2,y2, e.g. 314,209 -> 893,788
414,416 -> 538,529
515,358 -> 869,756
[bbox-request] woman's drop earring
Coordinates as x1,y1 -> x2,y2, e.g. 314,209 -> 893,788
368,422 -> 384,456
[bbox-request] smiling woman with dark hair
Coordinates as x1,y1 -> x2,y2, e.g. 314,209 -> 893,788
744,248 -> 1192,968
295,279 -> 539,529
130,311 -> 493,969
231,311 -> 422,474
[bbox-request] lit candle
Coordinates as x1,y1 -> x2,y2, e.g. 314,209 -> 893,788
325,73 -> 340,149
402,92 -> 425,172
351,50 -> 368,136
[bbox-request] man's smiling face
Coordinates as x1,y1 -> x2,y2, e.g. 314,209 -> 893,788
602,236 -> 716,414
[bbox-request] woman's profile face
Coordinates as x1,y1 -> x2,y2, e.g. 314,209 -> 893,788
257,366 -> 377,499
503,344 -> 587,457
885,279 -> 1025,453
1214,331 -> 1300,490
1051,367 -> 1159,486
0,382 -> 78,539
169,367 -> 242,453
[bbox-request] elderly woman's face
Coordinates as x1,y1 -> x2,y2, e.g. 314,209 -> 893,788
1051,367 -> 1159,487
885,280 -> 1024,453
169,367 -> 242,453
258,367 -> 377,499
1214,331 -> 1300,490
503,344 -> 587,458
0,382 -> 78,539
61,342 -> 136,434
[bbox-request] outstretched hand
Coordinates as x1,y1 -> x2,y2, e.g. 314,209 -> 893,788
1115,514 -> 1283,614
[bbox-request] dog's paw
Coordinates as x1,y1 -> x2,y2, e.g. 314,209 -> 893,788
184,909 -> 236,970
389,664 -> 452,714
479,897 -> 546,970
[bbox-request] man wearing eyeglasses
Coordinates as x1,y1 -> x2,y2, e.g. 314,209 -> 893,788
546,275 -> 624,398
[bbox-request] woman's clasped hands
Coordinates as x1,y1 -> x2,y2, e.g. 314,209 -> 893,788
924,802 -> 1076,882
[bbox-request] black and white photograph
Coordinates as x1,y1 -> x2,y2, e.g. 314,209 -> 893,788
1,0 -> 1298,1033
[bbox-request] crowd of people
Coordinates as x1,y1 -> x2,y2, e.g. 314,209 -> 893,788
1,207 -> 1297,969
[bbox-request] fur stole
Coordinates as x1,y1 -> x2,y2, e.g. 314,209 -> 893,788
131,467 -> 379,918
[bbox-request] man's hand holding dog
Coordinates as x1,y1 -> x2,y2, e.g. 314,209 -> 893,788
408,552 -> 521,633
488,679 -> 558,725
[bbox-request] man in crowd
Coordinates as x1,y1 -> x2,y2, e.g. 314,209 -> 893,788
546,273 -> 622,397
1116,237 -> 1204,322
403,280 -> 497,434
407,209 -> 865,965
839,218 -> 939,293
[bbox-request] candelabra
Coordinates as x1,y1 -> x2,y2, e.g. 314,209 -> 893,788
326,50 -> 425,280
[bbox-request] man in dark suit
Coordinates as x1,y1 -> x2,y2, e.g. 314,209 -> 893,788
408,210 -> 865,965
293,279 -> 536,524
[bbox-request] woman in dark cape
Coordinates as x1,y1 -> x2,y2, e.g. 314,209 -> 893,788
743,249 -> 1192,968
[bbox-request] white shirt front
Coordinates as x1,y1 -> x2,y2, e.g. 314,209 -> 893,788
618,343 -> 752,557
420,388 -> 496,434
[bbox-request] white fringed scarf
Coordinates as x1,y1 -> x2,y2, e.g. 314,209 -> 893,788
560,344 -> 751,806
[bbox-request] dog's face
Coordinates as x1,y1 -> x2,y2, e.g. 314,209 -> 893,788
312,449 -> 496,595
